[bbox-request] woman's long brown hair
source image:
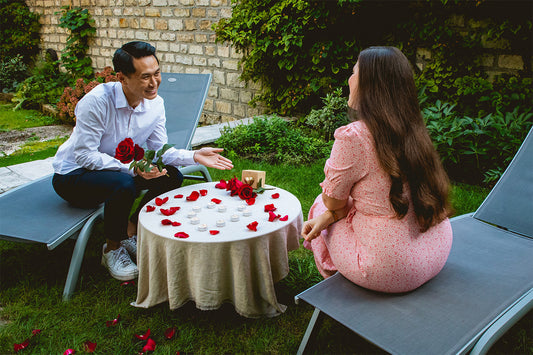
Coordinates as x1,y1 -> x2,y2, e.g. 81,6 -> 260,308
355,47 -> 452,232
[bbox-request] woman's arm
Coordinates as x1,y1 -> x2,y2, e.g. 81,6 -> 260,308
301,194 -> 349,242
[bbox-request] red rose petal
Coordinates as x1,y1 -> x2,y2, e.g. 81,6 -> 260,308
246,198 -> 255,205
134,329 -> 151,340
31,329 -> 41,336
161,207 -> 179,216
84,341 -> 97,353
211,198 -> 222,204
174,232 -> 189,239
63,349 -> 75,355
14,339 -> 29,352
271,193 -> 280,199
280,215 -> 289,221
199,189 -> 208,196
171,221 -> 181,226
268,211 -> 279,222
247,221 -> 258,231
164,327 -> 177,339
161,219 -> 172,225
215,180 -> 227,189
155,197 -> 169,206
174,194 -> 183,198
209,230 -> 220,235
142,338 -> 156,352
106,314 -> 120,327
264,204 -> 277,212
146,205 -> 156,212
121,280 -> 135,286
186,191 -> 200,201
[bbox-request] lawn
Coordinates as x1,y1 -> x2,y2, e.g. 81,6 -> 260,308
0,105 -> 530,354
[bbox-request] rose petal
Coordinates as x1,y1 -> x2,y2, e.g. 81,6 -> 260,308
134,329 -> 151,340
31,329 -> 41,336
155,197 -> 169,206
264,204 -> 277,212
215,180 -> 227,189
84,341 -> 97,353
247,221 -> 258,231
246,198 -> 255,205
164,327 -> 177,339
160,208 -> 178,216
174,232 -> 189,239
280,215 -> 289,221
106,314 -> 120,327
171,221 -> 181,227
271,193 -> 280,199
146,205 -> 156,212
121,280 -> 135,286
63,349 -> 75,355
199,189 -> 208,196
210,198 -> 222,204
142,338 -> 156,352
174,194 -> 184,198
209,230 -> 220,235
161,219 -> 172,225
14,339 -> 29,352
186,191 -> 199,201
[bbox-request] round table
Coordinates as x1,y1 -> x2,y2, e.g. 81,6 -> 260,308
132,182 -> 303,317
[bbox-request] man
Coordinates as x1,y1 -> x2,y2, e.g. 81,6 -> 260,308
52,41 -> 233,281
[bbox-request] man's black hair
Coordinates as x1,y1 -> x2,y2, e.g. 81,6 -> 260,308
112,41 -> 159,75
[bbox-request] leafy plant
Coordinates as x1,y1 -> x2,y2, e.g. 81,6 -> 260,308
0,55 -> 27,93
303,87 -> 349,141
57,6 -> 96,79
215,115 -> 332,165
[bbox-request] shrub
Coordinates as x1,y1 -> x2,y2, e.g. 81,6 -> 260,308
57,66 -> 118,124
0,55 -> 27,93
303,87 -> 349,141
216,115 -> 332,165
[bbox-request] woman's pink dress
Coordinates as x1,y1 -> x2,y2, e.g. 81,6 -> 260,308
306,121 -> 453,293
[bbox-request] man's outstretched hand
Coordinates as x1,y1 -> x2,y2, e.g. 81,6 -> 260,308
193,147 -> 233,170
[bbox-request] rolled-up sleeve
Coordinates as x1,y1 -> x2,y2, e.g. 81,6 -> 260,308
320,124 -> 369,200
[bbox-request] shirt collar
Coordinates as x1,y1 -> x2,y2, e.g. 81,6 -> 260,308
114,82 -> 151,112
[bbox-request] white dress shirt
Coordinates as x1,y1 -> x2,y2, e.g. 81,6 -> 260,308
53,81 -> 196,176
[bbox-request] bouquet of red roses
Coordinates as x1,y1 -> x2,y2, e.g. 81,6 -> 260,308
115,137 -> 173,173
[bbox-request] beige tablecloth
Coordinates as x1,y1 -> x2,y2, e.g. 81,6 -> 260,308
132,182 -> 303,317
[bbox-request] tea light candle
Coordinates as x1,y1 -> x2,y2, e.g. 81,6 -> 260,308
216,219 -> 225,227
230,214 -> 240,222
197,223 -> 207,231
218,205 -> 227,212
237,204 -> 246,212
190,217 -> 200,225
243,209 -> 252,217
187,211 -> 197,218
207,202 -> 216,209
192,205 -> 201,213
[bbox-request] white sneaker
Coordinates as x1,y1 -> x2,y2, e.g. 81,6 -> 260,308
121,235 -> 137,260
101,244 -> 138,281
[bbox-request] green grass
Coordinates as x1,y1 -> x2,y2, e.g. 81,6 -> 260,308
0,103 -> 61,131
1,156 -> 531,354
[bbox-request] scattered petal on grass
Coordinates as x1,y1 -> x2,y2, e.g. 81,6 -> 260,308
174,194 -> 183,198
246,198 -> 255,205
84,341 -> 97,353
155,197 -> 169,206
31,329 -> 41,336
106,314 -> 120,327
199,189 -> 208,196
63,349 -> 75,355
271,193 -> 280,199
247,221 -> 258,231
174,232 -> 189,239
14,339 -> 29,352
134,329 -> 151,340
142,338 -> 156,352
186,191 -> 199,201
264,204 -> 277,212
211,198 -> 222,204
164,327 -> 177,339
146,206 -> 156,212
209,230 -> 220,235
121,281 -> 135,286
279,215 -> 289,221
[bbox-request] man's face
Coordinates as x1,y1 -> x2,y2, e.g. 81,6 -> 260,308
119,55 -> 161,108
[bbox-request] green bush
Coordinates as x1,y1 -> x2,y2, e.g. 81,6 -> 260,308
215,115 -> 332,165
0,0 -> 41,64
303,87 -> 349,141
0,55 -> 27,93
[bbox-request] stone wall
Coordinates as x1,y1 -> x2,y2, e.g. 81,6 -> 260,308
26,0 -> 265,125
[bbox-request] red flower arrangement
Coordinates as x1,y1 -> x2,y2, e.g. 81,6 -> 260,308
114,138 -> 173,173
215,176 -> 259,205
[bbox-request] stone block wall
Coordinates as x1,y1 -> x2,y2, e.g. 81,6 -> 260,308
26,0 -> 265,124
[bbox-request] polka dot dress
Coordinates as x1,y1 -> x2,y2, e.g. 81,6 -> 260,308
306,121 -> 453,293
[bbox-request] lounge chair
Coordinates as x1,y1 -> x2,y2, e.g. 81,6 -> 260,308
294,127 -> 533,355
0,73 -> 212,301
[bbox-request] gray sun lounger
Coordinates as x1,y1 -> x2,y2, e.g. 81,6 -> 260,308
295,127 -> 533,355
0,73 -> 212,301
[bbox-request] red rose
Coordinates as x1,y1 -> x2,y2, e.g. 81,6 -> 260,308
133,144 -> 144,161
115,138 -> 135,164
237,184 -> 254,200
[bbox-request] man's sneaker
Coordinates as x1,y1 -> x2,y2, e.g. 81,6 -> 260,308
121,235 -> 137,260
101,244 -> 138,281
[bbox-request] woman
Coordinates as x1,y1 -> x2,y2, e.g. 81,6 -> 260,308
302,46 -> 453,293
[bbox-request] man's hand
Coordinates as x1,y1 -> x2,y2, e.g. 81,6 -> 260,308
193,148 -> 233,170
135,166 -> 168,180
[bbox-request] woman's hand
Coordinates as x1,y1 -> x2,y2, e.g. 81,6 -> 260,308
301,212 -> 334,242
193,147 -> 233,170
135,166 -> 167,180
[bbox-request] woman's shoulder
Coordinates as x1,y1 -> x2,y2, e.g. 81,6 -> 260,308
334,121 -> 371,141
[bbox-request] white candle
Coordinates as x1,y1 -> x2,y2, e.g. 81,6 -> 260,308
187,211 -> 197,218
230,214 -> 240,222
190,217 -> 200,225
216,219 -> 225,227
218,205 -> 227,212
197,223 -> 207,231
237,204 -> 246,211
207,202 -> 216,209
192,205 -> 201,213
243,209 -> 252,216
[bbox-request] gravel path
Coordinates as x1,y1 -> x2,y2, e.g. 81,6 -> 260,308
0,125 -> 72,155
